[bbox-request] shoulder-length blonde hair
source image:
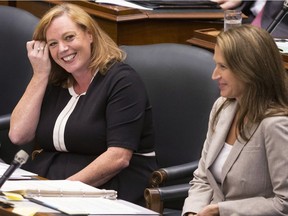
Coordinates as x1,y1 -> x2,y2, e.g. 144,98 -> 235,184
213,25 -> 288,141
33,3 -> 126,87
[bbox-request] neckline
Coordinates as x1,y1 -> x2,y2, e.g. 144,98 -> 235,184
68,69 -> 99,97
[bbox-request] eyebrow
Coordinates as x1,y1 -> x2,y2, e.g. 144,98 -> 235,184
46,31 -> 77,42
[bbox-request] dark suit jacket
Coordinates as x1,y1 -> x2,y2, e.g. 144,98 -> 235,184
239,0 -> 288,37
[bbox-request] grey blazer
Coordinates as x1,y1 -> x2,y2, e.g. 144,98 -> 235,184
182,97 -> 288,216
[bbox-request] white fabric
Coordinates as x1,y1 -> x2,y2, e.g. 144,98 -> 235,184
210,142 -> 233,184
52,87 -> 86,152
250,0 -> 267,16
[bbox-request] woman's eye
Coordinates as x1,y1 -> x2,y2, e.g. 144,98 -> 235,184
65,34 -> 75,41
220,64 -> 227,70
48,42 -> 57,47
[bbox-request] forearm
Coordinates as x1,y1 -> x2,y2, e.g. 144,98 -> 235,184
9,74 -> 48,144
67,147 -> 132,187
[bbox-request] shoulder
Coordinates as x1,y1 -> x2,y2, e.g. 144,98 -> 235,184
104,61 -> 142,82
98,61 -> 147,94
259,116 -> 288,132
108,61 -> 136,75
211,97 -> 237,114
254,116 -> 288,143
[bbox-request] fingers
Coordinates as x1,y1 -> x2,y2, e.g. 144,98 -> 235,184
210,0 -> 242,10
27,40 -> 47,55
220,1 -> 242,10
26,40 -> 51,75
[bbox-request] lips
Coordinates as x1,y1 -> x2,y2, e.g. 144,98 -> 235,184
218,82 -> 227,90
62,53 -> 76,62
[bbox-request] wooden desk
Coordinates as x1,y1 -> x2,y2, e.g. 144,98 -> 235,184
10,0 -> 225,45
0,207 -> 62,216
0,208 -> 61,216
187,28 -> 288,70
0,199 -> 159,216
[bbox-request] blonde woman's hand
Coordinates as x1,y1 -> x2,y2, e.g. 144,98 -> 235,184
210,0 -> 242,10
26,40 -> 51,78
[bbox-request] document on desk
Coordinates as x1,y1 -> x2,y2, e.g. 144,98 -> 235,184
29,197 -> 159,215
1,180 -> 117,199
0,161 -> 37,179
275,38 -> 288,54
94,0 -> 153,10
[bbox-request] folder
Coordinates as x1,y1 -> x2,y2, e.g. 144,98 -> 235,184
1,180 -> 117,199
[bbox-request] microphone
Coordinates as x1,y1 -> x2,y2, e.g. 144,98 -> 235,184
266,0 -> 288,33
0,150 -> 29,188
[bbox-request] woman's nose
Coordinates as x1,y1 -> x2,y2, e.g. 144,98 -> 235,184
211,68 -> 220,80
59,42 -> 68,52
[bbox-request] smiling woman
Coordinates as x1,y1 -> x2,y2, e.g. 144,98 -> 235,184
182,25 -> 288,216
8,3 -> 157,206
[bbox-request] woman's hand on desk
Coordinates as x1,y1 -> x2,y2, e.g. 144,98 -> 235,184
186,204 -> 220,216
210,0 -> 242,10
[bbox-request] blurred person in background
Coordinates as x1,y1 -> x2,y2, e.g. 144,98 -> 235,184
212,0 -> 288,37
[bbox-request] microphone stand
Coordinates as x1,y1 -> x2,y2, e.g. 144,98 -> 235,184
266,0 -> 288,33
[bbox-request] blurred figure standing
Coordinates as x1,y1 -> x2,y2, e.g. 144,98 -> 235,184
212,0 -> 288,37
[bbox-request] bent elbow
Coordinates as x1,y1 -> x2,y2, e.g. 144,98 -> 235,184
123,159 -> 130,169
119,157 -> 130,170
8,129 -> 34,145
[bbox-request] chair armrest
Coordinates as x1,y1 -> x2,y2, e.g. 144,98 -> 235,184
149,160 -> 198,187
0,114 -> 10,130
144,183 -> 191,214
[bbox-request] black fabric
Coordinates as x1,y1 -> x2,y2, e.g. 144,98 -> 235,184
36,62 -> 154,155
127,0 -> 221,9
25,62 -> 157,206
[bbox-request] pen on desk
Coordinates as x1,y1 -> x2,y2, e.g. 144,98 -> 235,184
26,197 -> 70,215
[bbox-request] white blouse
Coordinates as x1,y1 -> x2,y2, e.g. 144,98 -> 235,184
210,143 -> 233,184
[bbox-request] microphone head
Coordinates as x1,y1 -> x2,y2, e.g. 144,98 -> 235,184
14,150 -> 29,165
284,0 -> 288,9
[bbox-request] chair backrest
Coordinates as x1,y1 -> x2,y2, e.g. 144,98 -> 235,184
121,43 -> 219,168
0,6 -> 39,163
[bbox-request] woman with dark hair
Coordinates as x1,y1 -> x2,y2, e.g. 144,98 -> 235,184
182,25 -> 288,216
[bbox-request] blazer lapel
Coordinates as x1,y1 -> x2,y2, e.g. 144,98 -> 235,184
221,114 -> 260,184
221,140 -> 245,184
205,101 -> 238,201
206,101 -> 238,168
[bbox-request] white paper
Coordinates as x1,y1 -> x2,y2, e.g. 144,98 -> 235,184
0,162 -> 37,179
275,38 -> 288,54
95,0 -> 153,10
30,197 -> 158,215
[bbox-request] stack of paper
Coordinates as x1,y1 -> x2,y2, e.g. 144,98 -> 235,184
28,197 -> 159,215
0,180 -> 159,215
